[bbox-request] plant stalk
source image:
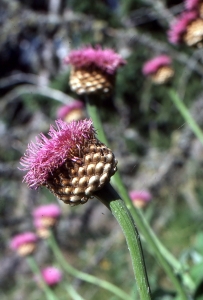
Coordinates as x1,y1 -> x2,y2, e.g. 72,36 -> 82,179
95,182 -> 152,300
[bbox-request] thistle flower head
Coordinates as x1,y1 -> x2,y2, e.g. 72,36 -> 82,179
185,0 -> 200,10
20,119 -> 117,205
168,11 -> 198,44
64,46 -> 126,75
142,55 -> 172,75
10,232 -> 37,250
32,204 -> 61,219
20,119 -> 96,189
129,190 -> 152,208
41,267 -> 62,286
10,232 -> 38,256
57,101 -> 84,120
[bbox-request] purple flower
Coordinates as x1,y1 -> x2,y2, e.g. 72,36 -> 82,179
168,11 -> 198,44
142,55 -> 172,76
64,46 -> 126,75
57,100 -> 84,120
32,204 -> 61,219
185,0 -> 200,10
20,119 -> 96,189
41,267 -> 62,286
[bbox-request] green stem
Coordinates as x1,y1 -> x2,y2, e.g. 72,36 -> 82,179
169,89 -> 203,146
114,172 -> 195,292
95,183 -> 152,300
63,284 -> 85,300
26,256 -> 58,300
86,100 -> 194,297
48,232 -> 133,300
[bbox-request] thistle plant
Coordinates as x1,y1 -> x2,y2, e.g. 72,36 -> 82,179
20,118 -> 151,300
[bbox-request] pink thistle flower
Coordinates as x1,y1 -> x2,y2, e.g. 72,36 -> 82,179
20,119 -> 96,189
129,190 -> 152,208
142,55 -> 172,76
64,46 -> 126,75
57,100 -> 85,122
168,11 -> 198,44
41,267 -> 62,286
10,232 -> 38,256
20,119 -> 117,205
185,0 -> 200,10
32,204 -> 61,219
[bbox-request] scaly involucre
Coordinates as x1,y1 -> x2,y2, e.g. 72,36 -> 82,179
64,46 -> 126,74
20,119 -> 96,189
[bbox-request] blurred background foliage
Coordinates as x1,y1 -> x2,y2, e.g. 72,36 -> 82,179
1,0 -> 203,299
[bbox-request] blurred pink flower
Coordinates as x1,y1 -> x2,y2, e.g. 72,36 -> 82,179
41,267 -> 62,286
168,11 -> 198,44
129,190 -> 152,208
57,100 -> 84,120
10,232 -> 37,256
33,204 -> 61,219
64,46 -> 126,74
185,0 -> 200,10
142,55 -> 172,76
20,119 -> 96,189
10,232 -> 37,250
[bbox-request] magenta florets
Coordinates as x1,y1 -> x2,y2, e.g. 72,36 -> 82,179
10,232 -> 37,250
185,0 -> 200,10
32,204 -> 61,219
57,100 -> 84,120
41,267 -> 62,286
142,55 -> 172,75
20,119 -> 96,189
64,46 -> 126,74
168,11 -> 198,44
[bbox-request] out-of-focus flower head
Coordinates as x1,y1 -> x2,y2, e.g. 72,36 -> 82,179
64,46 -> 126,96
142,55 -> 174,84
185,0 -> 203,18
168,11 -> 203,47
20,119 -> 117,206
10,232 -> 38,256
56,100 -> 85,123
32,204 -> 61,238
129,190 -> 152,208
41,267 -> 62,286
33,204 -> 61,220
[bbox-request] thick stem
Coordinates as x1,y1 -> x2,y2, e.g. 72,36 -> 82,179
26,256 -> 58,300
48,232 -> 133,300
95,183 -> 152,300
